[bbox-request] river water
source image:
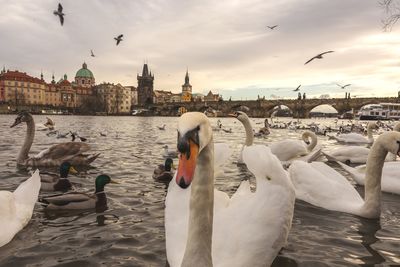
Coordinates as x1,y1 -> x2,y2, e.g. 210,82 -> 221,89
0,115 -> 399,267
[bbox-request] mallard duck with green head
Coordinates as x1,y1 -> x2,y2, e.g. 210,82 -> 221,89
41,174 -> 118,213
41,162 -> 77,192
153,158 -> 175,182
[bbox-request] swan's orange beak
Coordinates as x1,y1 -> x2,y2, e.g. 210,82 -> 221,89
176,139 -> 199,189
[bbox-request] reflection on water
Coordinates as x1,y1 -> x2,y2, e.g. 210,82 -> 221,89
0,115 -> 399,266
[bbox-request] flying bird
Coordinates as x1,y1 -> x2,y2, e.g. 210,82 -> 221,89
114,34 -> 124,46
267,25 -> 278,30
304,51 -> 334,65
53,3 -> 65,26
336,83 -> 351,89
90,50 -> 95,57
293,85 -> 301,92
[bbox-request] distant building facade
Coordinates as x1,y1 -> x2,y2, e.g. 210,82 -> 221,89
204,90 -> 221,102
94,83 -> 131,114
137,63 -> 154,105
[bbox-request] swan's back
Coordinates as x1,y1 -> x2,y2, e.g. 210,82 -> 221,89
270,139 -> 307,161
335,133 -> 369,143
0,170 -> 41,247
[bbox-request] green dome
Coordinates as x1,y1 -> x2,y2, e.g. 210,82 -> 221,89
75,62 -> 94,78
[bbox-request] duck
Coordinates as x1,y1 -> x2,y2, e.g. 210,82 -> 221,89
288,131 -> 400,218
44,117 -> 55,130
10,112 -> 100,167
337,161 -> 400,195
0,170 -> 41,248
163,145 -> 179,158
330,122 -> 377,144
40,174 -> 118,213
158,124 -> 166,130
153,158 -> 175,182
40,162 -> 77,192
165,112 -> 295,266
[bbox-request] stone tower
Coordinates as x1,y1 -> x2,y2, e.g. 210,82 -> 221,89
181,69 -> 192,102
137,63 -> 154,105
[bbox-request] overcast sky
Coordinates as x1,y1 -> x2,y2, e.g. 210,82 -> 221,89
1,0 -> 399,101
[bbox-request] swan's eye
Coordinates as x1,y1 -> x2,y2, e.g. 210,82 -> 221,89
266,176 -> 271,181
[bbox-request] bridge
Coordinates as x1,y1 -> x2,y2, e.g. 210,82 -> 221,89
147,96 -> 400,118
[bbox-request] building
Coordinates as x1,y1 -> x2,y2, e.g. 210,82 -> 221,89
0,69 -> 46,106
181,69 -> 192,102
58,74 -> 76,108
154,90 -> 173,104
192,93 -> 204,102
137,63 -> 154,105
204,90 -> 221,102
94,83 -> 132,114
75,62 -> 95,88
125,86 -> 138,107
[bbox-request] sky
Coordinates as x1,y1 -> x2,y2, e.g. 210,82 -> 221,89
1,0 -> 400,104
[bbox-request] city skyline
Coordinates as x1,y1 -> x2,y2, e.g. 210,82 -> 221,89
1,0 -> 400,100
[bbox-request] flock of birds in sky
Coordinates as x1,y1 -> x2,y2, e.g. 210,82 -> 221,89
51,3 -> 353,98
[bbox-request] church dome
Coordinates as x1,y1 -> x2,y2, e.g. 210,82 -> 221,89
75,62 -> 94,79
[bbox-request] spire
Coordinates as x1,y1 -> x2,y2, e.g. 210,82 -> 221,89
142,63 -> 149,77
40,70 -> 44,81
64,74 -> 68,80
51,72 -> 55,84
83,62 -> 87,69
185,68 -> 190,85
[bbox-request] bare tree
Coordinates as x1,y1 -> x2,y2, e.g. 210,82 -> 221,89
381,0 -> 400,30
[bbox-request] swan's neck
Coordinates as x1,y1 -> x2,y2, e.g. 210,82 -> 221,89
303,132 -> 317,151
18,119 -> 35,165
367,125 -> 374,140
241,117 -> 254,146
181,140 -> 214,267
361,141 -> 386,218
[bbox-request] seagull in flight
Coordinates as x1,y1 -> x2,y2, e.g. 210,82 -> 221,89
53,3 -> 65,26
293,85 -> 301,91
267,25 -> 278,30
91,49 -> 95,57
336,83 -> 351,89
304,51 -> 334,65
114,34 -> 124,46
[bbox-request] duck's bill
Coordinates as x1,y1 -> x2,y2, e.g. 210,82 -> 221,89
110,179 -> 119,184
176,139 -> 199,189
228,113 -> 236,117
69,166 -> 78,174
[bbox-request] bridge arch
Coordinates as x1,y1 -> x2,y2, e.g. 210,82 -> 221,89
309,104 -> 338,118
265,104 -> 293,118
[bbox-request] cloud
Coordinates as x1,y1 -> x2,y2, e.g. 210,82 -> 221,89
0,0 -> 399,100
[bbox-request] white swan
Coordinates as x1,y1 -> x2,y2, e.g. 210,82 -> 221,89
165,112 -> 295,267
330,122 -> 377,144
288,131 -> 400,218
230,111 -> 321,165
323,122 -> 400,164
338,161 -> 400,195
0,170 -> 41,247
269,131 -> 318,162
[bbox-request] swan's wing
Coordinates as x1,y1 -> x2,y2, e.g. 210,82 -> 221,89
214,143 -> 232,177
380,162 -> 400,194
336,133 -> 368,143
326,146 -> 369,164
0,170 -> 41,247
0,191 -> 18,247
35,142 -> 91,160
165,173 -> 190,267
289,161 -> 364,214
